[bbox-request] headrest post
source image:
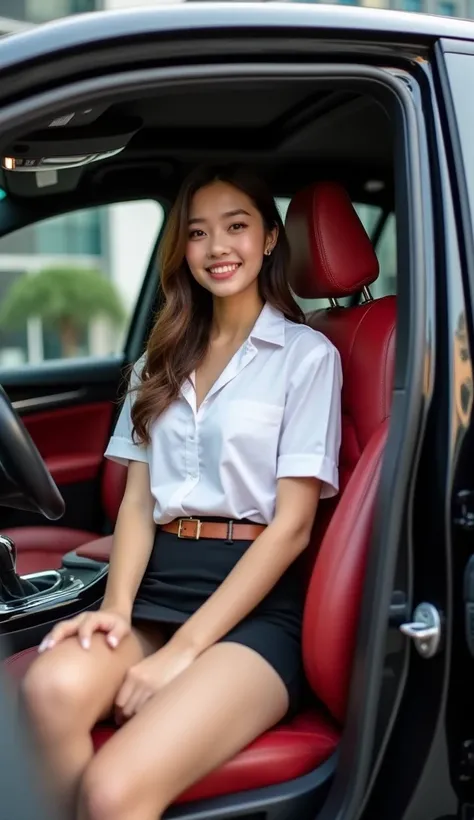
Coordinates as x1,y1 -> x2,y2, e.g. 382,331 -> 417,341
362,285 -> 373,303
329,297 -> 339,308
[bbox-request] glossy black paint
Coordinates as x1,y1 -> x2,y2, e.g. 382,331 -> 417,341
433,44 -> 474,816
0,3 -> 461,111
354,56 -> 461,820
0,569 -> 107,648
0,6 -> 469,820
0,2 -> 471,70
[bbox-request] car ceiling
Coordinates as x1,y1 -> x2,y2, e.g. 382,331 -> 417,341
0,80 -> 394,212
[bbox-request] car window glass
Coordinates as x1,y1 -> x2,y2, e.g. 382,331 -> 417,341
444,53 -> 474,246
372,212 -> 397,299
276,196 -> 291,222
355,202 -> 382,235
0,200 -> 164,368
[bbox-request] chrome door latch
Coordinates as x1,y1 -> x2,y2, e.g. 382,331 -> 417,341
399,602 -> 443,659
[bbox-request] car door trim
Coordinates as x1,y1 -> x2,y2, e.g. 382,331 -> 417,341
12,389 -> 87,412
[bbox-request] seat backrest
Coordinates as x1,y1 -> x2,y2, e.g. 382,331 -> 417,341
285,182 -> 396,724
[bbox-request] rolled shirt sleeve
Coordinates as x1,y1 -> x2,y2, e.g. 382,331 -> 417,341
276,342 -> 342,498
104,357 -> 149,466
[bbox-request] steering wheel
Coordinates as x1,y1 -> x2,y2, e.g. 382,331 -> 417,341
0,385 -> 65,520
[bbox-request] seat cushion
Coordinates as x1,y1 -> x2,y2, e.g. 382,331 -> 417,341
95,710 -> 339,804
3,527 -> 100,575
6,647 -> 339,803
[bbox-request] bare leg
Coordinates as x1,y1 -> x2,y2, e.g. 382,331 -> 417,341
20,622 -> 166,816
77,642 -> 289,820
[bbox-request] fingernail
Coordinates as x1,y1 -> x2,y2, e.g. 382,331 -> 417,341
38,638 -> 54,653
81,637 -> 90,650
108,635 -> 118,648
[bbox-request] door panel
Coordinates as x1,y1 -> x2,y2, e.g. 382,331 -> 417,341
22,401 -> 113,486
0,356 -> 126,535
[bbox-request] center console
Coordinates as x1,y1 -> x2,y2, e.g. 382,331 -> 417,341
0,533 -> 108,623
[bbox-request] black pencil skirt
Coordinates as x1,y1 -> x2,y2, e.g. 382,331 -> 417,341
131,519 -> 305,719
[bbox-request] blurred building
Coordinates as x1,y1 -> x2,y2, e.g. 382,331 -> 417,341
0,0 -> 185,23
0,14 -> 32,33
328,0 -> 471,18
0,1 -> 96,24
0,0 -> 468,18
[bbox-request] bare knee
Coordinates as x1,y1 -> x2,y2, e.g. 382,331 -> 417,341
21,652 -> 87,732
79,762 -> 136,820
79,758 -> 166,820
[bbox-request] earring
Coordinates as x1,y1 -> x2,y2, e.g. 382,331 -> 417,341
265,248 -> 272,256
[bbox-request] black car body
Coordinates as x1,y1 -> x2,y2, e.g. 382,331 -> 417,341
0,4 -> 472,820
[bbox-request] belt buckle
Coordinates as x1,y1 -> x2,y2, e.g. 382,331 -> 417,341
177,517 -> 202,539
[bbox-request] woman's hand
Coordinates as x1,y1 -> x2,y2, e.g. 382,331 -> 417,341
37,608 -> 132,653
114,641 -> 197,724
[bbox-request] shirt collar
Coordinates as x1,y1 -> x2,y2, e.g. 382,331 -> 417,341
248,302 -> 286,348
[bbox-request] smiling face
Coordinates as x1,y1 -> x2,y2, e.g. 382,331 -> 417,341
185,180 -> 277,298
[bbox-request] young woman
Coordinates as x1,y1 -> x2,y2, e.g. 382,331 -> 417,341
21,165 -> 342,820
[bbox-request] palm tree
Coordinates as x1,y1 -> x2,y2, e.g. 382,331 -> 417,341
0,265 -> 126,358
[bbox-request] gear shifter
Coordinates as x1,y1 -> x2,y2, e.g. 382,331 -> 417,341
0,535 -> 16,570
0,535 -> 39,601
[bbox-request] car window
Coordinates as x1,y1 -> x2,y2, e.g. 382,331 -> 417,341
0,200 -> 164,368
444,53 -> 474,248
372,212 -> 397,299
275,196 -> 397,313
276,196 -> 291,222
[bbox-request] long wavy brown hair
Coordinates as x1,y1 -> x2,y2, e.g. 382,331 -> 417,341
130,164 -> 305,444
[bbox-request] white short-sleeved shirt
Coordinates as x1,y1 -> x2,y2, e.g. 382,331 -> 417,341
104,302 -> 342,525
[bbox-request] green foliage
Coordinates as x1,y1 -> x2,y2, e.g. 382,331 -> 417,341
0,265 -> 126,330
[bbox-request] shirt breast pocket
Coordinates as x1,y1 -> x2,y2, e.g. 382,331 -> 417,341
226,400 -> 283,471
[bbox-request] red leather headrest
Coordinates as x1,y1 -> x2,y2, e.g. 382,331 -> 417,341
285,182 -> 379,299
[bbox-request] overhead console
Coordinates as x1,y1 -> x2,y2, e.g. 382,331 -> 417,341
0,106 -> 142,197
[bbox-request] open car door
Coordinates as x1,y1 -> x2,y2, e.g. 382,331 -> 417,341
0,6 -> 467,820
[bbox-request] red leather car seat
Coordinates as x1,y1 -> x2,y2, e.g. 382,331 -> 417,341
286,182 -> 396,720
5,182 -> 396,804
4,459 -> 126,576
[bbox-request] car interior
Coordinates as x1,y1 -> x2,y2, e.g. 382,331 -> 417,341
0,74 -> 405,820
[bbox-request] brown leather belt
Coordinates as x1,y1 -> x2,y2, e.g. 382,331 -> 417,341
160,518 -> 265,541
